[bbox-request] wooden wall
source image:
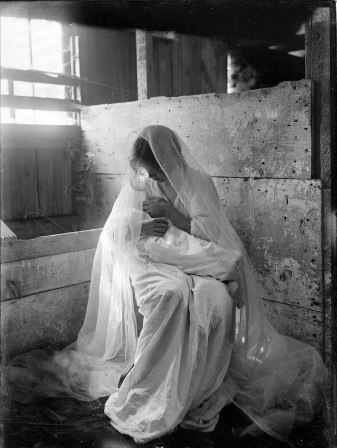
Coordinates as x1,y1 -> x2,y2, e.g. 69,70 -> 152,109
78,79 -> 329,357
305,8 -> 336,439
1,124 -> 81,239
1,229 -> 100,362
77,27 -> 227,104
78,27 -> 138,105
137,31 -> 227,100
151,33 -> 227,98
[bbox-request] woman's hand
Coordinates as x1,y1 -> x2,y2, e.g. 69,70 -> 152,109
141,218 -> 169,237
143,197 -> 170,218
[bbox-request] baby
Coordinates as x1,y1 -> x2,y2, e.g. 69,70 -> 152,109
143,224 -> 241,284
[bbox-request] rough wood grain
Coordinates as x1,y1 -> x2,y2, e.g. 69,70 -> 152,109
79,26 -> 137,105
323,188 -> 332,367
181,35 -> 201,95
200,36 -> 227,94
305,7 -> 332,185
1,282 -> 90,361
36,146 -> 73,216
1,147 -> 40,221
80,80 -> 312,179
152,37 -> 174,97
1,248 -> 95,301
264,300 -> 323,354
136,30 -> 154,100
1,124 -> 80,223
1,228 -> 101,263
214,178 -> 322,311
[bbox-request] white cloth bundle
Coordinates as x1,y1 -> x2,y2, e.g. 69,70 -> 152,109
143,225 -> 242,283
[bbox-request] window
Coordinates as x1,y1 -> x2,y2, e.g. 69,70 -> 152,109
1,16 -> 80,125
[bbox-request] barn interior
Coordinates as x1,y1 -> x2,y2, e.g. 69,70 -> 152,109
1,1 -> 336,447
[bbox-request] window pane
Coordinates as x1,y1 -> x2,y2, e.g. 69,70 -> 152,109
14,109 -> 36,124
1,80 -> 9,94
30,19 -> 64,73
35,110 -> 76,125
13,81 -> 34,96
1,108 -> 13,123
0,17 -> 31,69
34,83 -> 65,99
11,81 -> 66,99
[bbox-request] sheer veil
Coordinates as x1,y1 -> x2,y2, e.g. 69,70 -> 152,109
2,125 -> 328,440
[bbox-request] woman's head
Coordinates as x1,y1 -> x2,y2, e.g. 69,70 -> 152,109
130,125 -> 184,184
130,136 -> 167,183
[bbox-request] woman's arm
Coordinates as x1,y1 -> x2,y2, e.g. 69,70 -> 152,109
165,203 -> 191,233
143,197 -> 191,234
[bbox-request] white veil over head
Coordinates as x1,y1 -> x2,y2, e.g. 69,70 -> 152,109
3,124 -> 328,441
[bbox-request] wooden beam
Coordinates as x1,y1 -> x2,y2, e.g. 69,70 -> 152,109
1,248 -> 95,301
1,95 -> 82,112
306,6 -> 336,442
305,7 -> 333,185
1,228 -> 101,263
136,29 -> 154,100
1,67 -> 80,87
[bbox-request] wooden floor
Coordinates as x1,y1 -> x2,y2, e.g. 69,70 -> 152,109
1,396 -> 327,448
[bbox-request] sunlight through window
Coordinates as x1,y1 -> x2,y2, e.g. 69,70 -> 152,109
1,16 -> 77,125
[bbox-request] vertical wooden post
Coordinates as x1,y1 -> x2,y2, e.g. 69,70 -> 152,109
306,6 -> 337,445
305,7 -> 332,185
136,30 -> 153,100
329,5 -> 337,445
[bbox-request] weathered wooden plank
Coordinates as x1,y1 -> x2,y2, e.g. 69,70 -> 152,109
136,30 -> 154,100
214,178 -> 322,311
78,27 -> 137,105
81,80 -> 312,178
1,282 -> 90,361
1,95 -> 81,112
181,35 -> 201,95
1,248 -> 95,301
172,39 -> 182,97
36,146 -> 73,216
200,36 -> 227,94
1,228 -> 101,263
1,124 -> 81,150
264,300 -> 323,355
305,7 -> 332,185
1,67 -> 80,87
1,147 -> 40,221
152,37 -> 174,97
323,188 -> 332,367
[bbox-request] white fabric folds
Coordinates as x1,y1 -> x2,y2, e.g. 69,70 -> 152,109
2,125 -> 328,444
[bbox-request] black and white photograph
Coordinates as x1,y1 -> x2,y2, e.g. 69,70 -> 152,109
0,1 -> 336,447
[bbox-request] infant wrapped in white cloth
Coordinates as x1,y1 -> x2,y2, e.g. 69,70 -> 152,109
143,225 -> 242,305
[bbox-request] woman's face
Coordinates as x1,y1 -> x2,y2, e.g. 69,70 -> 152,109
139,160 -> 168,183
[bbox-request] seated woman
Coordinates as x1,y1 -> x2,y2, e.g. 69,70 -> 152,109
4,125 -> 328,444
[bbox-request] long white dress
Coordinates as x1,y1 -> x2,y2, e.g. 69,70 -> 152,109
104,173 -> 237,442
3,165 -> 327,444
